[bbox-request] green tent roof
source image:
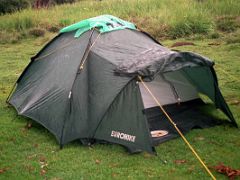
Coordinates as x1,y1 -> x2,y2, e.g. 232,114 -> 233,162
60,15 -> 136,38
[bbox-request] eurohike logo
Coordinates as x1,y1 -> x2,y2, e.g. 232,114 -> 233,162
111,131 -> 136,142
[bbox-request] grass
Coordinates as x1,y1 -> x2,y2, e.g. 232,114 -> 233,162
0,0 -> 240,179
0,0 -> 240,42
0,32 -> 240,179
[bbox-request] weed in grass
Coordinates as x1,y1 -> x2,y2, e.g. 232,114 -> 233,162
59,19 -> 71,27
169,15 -> 213,39
216,16 -> 240,32
47,25 -> 60,33
0,30 -> 21,44
13,16 -> 34,31
226,36 -> 240,44
29,28 -> 45,37
208,32 -> 220,39
225,31 -> 240,45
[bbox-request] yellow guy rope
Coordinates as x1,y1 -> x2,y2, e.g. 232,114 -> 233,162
138,75 -> 216,180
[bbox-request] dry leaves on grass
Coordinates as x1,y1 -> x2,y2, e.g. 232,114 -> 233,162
25,122 -> 32,129
208,42 -> 221,46
95,159 -> 101,164
40,169 -> 47,176
0,167 -> 9,174
212,163 -> 240,180
171,42 -> 195,48
39,155 -> 48,176
174,159 -> 187,165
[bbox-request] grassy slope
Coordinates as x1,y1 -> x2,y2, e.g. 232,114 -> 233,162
0,0 -> 240,42
0,0 -> 240,179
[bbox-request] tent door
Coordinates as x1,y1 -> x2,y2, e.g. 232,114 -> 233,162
139,70 -> 220,146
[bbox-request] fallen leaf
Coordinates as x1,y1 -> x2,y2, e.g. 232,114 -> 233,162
171,42 -> 195,48
208,42 -> 221,46
9,137 -> 16,142
188,165 -> 195,172
40,163 -> 48,169
211,162 -> 240,180
0,167 -> 9,174
95,159 -> 101,164
229,100 -> 240,105
40,169 -> 47,176
143,152 -> 152,158
25,122 -> 32,129
27,154 -> 37,160
39,156 -> 46,163
109,163 -> 118,168
33,144 -> 38,148
195,136 -> 205,141
50,178 -> 62,180
174,159 -> 187,165
112,173 -> 117,177
25,165 -> 35,172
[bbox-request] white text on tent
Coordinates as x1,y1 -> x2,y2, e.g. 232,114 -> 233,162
111,131 -> 136,142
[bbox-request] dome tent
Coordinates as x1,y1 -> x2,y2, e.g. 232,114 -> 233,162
7,15 -> 237,154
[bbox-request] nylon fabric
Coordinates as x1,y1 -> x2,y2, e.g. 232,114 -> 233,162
182,66 -> 237,126
94,80 -> 154,153
61,51 -> 132,144
91,29 -> 213,79
9,31 -> 92,141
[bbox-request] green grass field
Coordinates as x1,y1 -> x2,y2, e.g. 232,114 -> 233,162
1,0 -> 240,43
0,0 -> 240,179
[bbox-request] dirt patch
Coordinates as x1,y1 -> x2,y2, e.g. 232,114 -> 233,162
171,41 -> 195,47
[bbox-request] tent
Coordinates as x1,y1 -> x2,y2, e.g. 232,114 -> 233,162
7,15 -> 237,154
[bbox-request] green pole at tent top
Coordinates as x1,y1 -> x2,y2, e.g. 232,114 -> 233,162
60,15 -> 136,38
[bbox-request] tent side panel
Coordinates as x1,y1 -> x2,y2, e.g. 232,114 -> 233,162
94,80 -> 154,154
182,66 -> 237,126
61,51 -> 132,144
8,31 -> 92,141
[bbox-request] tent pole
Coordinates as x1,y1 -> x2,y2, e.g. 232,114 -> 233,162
138,75 -> 216,180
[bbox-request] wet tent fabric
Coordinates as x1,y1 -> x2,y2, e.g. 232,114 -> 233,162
8,16 -> 237,153
61,51 -> 132,145
9,31 -> 92,141
94,80 -> 153,153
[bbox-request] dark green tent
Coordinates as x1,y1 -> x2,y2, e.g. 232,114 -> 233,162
7,15 -> 237,154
